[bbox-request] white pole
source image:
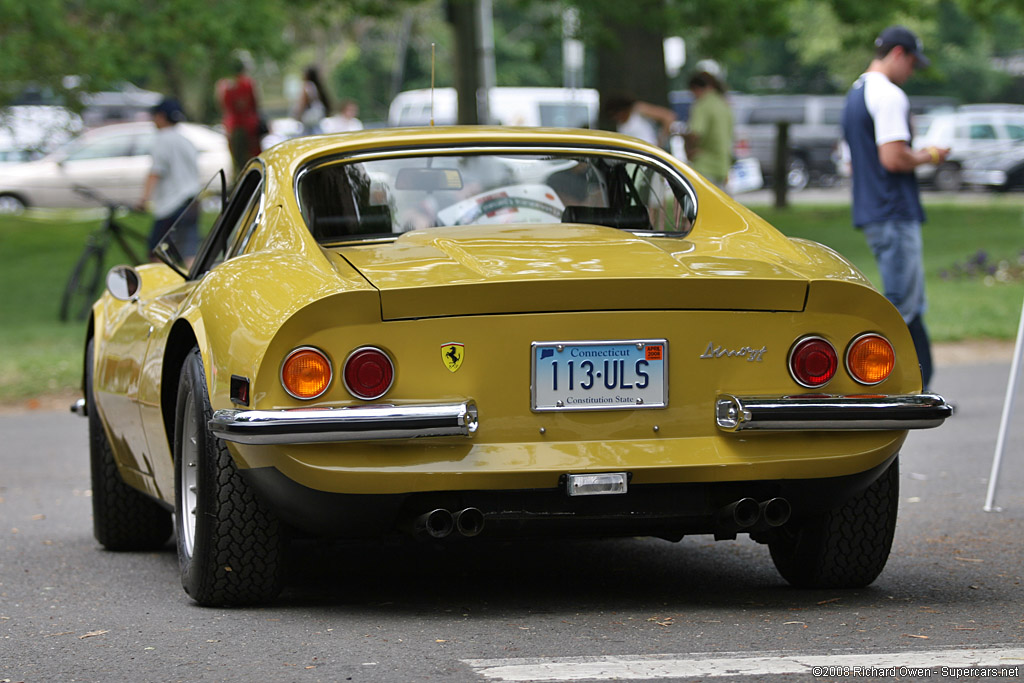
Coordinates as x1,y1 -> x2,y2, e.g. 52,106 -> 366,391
984,293 -> 1024,511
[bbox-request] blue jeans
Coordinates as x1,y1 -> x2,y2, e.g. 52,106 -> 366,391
862,220 -> 932,388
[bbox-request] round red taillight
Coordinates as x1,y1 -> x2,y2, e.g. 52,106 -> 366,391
343,346 -> 394,400
281,347 -> 333,400
846,333 -> 895,385
789,336 -> 838,388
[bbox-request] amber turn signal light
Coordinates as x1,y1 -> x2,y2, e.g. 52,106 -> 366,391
846,334 -> 895,385
281,347 -> 332,399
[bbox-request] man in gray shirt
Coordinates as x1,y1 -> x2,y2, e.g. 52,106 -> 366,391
138,98 -> 200,256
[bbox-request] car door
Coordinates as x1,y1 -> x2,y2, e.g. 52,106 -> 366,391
57,131 -> 153,206
136,168 -> 266,497
93,275 -> 173,491
954,116 -> 1001,162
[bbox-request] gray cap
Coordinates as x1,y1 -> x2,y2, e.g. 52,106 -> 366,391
876,25 -> 930,68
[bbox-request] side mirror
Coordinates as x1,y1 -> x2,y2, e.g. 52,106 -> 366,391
106,265 -> 141,301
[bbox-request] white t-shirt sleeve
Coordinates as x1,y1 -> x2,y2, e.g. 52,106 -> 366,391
863,73 -> 911,145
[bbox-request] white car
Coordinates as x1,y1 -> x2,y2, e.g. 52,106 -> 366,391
914,105 -> 1024,192
388,87 -> 599,129
0,121 -> 230,214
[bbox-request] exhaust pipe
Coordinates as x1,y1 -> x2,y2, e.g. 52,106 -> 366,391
717,497 -> 760,531
414,509 -> 454,538
454,507 -> 485,537
760,498 -> 791,527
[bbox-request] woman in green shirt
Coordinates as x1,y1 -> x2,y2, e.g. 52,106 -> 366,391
684,72 -> 734,187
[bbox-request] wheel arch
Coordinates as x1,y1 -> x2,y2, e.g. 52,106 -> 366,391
160,319 -> 201,452
0,191 -> 30,212
83,315 -> 96,399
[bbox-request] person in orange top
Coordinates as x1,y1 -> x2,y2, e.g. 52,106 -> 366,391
217,59 -> 262,177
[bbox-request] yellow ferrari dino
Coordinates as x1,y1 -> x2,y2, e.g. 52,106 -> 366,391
78,127 -> 952,605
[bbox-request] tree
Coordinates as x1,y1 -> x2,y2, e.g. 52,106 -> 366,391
1,0 -> 290,118
567,0 -> 793,129
0,0 -> 97,105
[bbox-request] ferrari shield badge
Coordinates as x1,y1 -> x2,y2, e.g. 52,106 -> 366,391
441,342 -> 465,372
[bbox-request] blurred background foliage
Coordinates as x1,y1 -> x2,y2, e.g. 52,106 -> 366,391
2,0 -> 1024,124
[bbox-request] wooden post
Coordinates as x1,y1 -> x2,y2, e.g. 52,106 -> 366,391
773,122 -> 789,208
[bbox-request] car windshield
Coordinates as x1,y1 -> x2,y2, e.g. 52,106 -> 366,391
297,151 -> 696,243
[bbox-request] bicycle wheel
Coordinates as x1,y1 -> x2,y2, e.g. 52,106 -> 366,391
60,245 -> 105,322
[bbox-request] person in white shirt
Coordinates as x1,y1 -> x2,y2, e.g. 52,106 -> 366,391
321,99 -> 364,134
603,94 -> 677,148
137,98 -> 200,256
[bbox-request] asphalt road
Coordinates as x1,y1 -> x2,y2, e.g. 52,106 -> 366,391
2,359 -> 1023,682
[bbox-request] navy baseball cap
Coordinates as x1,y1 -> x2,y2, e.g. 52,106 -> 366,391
876,26 -> 931,68
151,97 -> 187,123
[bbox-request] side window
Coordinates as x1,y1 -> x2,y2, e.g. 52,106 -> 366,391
64,135 -> 135,161
969,124 -> 997,140
192,169 -> 263,277
1006,124 -> 1024,140
131,132 -> 155,156
226,180 -> 265,258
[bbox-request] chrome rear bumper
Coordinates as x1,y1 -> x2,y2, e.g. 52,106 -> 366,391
209,401 -> 478,445
715,393 -> 953,432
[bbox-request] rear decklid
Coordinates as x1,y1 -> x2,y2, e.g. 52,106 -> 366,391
337,224 -> 808,320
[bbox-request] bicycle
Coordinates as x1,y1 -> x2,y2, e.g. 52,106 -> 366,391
59,186 -> 149,322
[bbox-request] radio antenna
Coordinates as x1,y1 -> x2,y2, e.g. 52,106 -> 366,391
430,42 -> 436,126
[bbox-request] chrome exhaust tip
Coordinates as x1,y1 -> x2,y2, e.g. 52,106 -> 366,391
719,497 -> 760,530
454,507 -> 485,537
760,498 -> 791,527
415,509 -> 454,539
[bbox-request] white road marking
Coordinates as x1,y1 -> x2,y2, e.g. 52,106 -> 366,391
463,647 -> 1024,681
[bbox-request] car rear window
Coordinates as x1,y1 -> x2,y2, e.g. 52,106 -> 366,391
297,151 -> 697,243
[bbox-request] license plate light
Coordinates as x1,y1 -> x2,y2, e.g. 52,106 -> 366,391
566,472 -> 629,497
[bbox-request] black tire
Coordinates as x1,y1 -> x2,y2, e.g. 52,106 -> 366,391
0,193 -> 28,215
61,245 -> 105,322
173,348 -> 285,606
786,155 -> 810,191
87,339 -> 173,551
933,162 -> 962,193
768,457 -> 899,588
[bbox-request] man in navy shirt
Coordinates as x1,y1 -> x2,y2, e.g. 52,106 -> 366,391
841,26 -> 950,390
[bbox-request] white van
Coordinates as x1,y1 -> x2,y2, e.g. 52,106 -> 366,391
388,87 -> 599,129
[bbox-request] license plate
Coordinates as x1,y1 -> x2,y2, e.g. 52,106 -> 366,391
531,340 -> 668,412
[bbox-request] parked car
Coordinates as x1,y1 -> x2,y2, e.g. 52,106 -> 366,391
389,87 -> 599,128
914,105 -> 1024,192
962,139 -> 1024,191
731,94 -> 846,191
0,121 -> 230,213
80,125 -> 952,605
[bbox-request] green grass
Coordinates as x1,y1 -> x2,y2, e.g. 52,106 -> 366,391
0,210 -> 152,402
753,200 -> 1024,343
2,200 -> 1023,402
